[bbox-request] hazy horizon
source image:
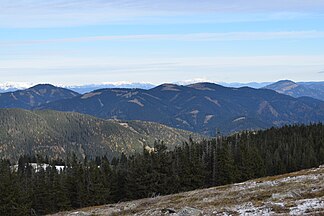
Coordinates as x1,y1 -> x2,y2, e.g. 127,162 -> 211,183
0,79 -> 323,92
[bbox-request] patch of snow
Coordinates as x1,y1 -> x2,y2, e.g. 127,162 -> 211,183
279,173 -> 320,184
233,117 -> 246,122
98,98 -> 104,107
204,115 -> 214,124
205,96 -> 221,107
176,118 -> 190,126
233,181 -> 258,190
161,84 -> 180,91
270,202 -> 285,208
67,211 -> 91,216
190,110 -> 199,115
12,163 -> 65,172
290,198 -> 324,215
121,91 -> 138,98
119,122 -> 139,134
119,122 -> 129,128
236,202 -> 273,216
81,92 -> 102,99
142,93 -> 161,100
189,110 -> 199,125
177,206 -> 203,216
272,192 -> 295,200
128,98 -> 144,107
10,93 -> 18,100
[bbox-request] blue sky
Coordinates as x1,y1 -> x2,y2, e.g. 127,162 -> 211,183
1,0 -> 324,85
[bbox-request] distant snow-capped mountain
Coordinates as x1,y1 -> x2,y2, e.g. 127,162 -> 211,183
65,82 -> 156,94
0,82 -> 156,94
218,82 -> 272,88
0,82 -> 34,92
0,80 -> 277,94
0,80 -> 270,94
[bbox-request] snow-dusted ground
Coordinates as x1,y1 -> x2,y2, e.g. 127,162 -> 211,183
51,165 -> 324,216
12,163 -> 65,172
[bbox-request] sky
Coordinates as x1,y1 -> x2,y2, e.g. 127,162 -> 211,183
1,0 -> 324,85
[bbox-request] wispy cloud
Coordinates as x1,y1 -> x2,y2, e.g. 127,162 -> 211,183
1,55 -> 323,84
3,31 -> 324,46
3,1 -> 324,14
1,0 -> 324,28
1,55 -> 323,70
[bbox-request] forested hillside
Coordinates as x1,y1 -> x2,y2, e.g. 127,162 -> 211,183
1,124 -> 323,215
0,109 -> 202,161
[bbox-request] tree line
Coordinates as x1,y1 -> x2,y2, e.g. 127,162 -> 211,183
0,123 -> 323,215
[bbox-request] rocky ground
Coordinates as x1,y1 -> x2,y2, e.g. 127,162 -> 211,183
51,165 -> 324,216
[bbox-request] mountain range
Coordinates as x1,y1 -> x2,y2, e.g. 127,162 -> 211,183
0,82 -> 324,135
0,82 -> 155,94
0,109 -> 202,161
2,80 -> 324,98
37,82 -> 324,135
0,81 -> 280,93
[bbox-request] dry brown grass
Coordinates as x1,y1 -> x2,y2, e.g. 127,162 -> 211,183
50,166 -> 324,216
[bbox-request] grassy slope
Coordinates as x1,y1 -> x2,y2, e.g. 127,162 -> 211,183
51,165 -> 324,216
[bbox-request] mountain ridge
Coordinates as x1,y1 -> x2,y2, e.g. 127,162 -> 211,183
1,82 -> 324,135
38,82 -> 324,135
264,80 -> 324,101
0,84 -> 80,109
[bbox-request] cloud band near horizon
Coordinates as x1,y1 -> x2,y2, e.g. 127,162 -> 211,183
2,31 -> 324,46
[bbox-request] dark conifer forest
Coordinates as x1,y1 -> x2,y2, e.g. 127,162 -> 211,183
1,124 -> 323,215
